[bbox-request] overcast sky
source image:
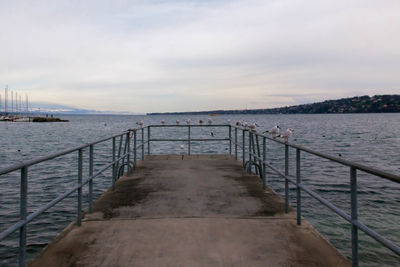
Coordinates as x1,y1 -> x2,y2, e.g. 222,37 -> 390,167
0,0 -> 399,113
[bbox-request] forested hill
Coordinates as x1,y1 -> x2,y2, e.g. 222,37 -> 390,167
148,95 -> 400,115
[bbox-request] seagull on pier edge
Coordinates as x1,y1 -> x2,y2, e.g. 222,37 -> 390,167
176,120 -> 180,125
208,118 -> 212,125
227,119 -> 231,124
186,119 -> 191,125
161,120 -> 165,125
199,119 -> 203,125
136,121 -> 144,128
235,121 -> 241,126
264,125 -> 280,138
280,128 -> 294,143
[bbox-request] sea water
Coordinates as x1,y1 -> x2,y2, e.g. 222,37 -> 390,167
0,113 -> 399,266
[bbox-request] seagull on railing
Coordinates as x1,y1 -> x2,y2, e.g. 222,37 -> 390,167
186,119 -> 191,125
236,121 -> 241,126
136,121 -> 144,128
199,119 -> 203,125
176,120 -> 180,125
242,122 -> 248,129
161,120 -> 165,125
248,123 -> 257,132
208,118 -> 212,125
227,119 -> 231,124
264,125 -> 280,138
280,128 -> 294,143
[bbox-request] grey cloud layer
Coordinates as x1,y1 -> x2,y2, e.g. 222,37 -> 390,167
0,0 -> 399,112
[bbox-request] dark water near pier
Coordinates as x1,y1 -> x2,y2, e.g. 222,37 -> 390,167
0,113 -> 399,266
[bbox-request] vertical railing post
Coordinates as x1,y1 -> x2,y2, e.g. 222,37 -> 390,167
351,167 -> 358,267
77,149 -> 83,226
235,127 -> 238,160
255,134 -> 260,176
147,126 -> 151,155
285,144 -> 289,214
229,125 -> 232,155
248,131 -> 252,173
89,144 -> 93,213
296,148 -> 301,225
112,137 -> 116,190
188,125 -> 191,155
126,132 -> 131,173
133,130 -> 137,169
242,129 -> 246,168
141,127 -> 144,160
262,137 -> 266,189
19,167 -> 28,267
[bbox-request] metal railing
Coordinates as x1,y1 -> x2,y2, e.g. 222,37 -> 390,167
146,124 -> 232,155
0,131 -> 136,267
231,125 -> 400,267
1,124 -> 399,267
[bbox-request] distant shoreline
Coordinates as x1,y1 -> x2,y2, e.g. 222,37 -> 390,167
147,94 -> 400,115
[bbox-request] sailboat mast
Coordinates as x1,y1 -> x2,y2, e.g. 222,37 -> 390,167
5,86 -> 8,115
11,91 -> 13,116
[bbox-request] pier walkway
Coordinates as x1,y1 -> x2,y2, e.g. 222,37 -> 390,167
30,155 -> 348,267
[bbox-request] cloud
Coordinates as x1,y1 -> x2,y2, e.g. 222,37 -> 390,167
0,0 -> 399,112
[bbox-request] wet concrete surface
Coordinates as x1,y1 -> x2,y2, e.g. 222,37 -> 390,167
30,155 -> 349,267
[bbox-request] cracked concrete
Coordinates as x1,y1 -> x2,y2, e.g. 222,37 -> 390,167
29,155 -> 349,267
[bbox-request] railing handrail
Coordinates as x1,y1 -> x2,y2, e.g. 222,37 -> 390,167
231,125 -> 400,184
235,126 -> 400,265
0,131 -> 130,176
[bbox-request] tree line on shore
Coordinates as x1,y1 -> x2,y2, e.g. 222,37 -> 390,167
148,95 -> 400,115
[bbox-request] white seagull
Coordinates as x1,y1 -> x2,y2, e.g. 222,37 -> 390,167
136,121 -> 144,128
248,123 -> 257,132
186,119 -> 191,125
280,128 -> 294,143
176,120 -> 180,125
264,125 -> 280,138
226,119 -> 231,124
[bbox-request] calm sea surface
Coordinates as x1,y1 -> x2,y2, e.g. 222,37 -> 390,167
0,114 -> 399,266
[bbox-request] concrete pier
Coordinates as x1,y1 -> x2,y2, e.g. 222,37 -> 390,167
30,155 -> 349,266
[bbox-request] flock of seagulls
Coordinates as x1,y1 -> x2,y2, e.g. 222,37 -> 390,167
134,119 -> 295,143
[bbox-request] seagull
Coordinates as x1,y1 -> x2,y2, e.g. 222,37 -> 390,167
242,122 -> 248,128
226,119 -> 231,124
186,119 -> 191,125
161,120 -> 165,125
235,121 -> 241,126
264,125 -> 280,138
176,120 -> 180,125
199,119 -> 203,125
208,118 -> 212,125
180,145 -> 185,150
279,128 -> 294,143
136,121 -> 144,128
210,131 -> 215,137
248,123 -> 257,132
